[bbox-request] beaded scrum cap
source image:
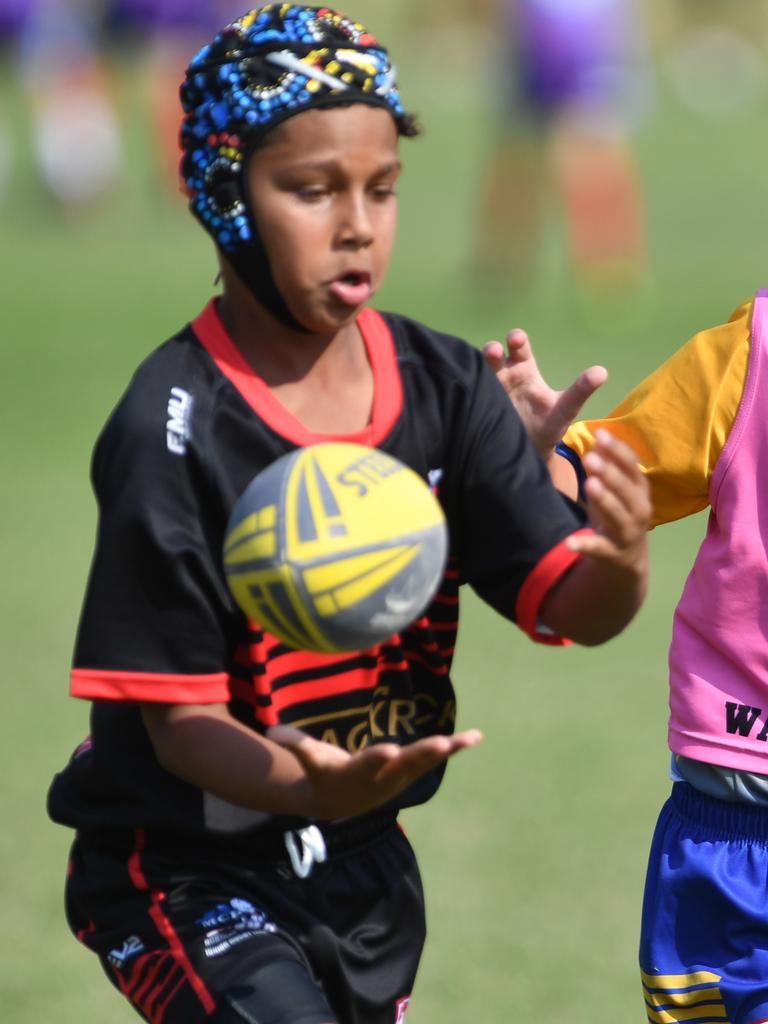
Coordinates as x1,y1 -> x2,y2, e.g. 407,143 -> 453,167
179,4 -> 415,324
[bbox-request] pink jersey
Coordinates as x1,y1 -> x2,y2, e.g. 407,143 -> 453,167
669,289 -> 768,772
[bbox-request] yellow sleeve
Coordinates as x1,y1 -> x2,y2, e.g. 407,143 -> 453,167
563,299 -> 752,527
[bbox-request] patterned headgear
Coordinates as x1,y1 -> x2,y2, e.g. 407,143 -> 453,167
179,4 -> 415,325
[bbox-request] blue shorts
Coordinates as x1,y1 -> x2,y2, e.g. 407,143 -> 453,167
641,782 -> 768,1024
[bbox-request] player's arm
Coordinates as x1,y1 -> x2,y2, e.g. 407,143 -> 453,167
141,701 -> 482,821
536,429 -> 649,645
453,349 -> 648,646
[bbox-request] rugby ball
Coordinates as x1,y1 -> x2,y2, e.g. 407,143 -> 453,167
223,442 -> 448,652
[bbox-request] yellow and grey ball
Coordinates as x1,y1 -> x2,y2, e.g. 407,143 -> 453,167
223,443 -> 448,652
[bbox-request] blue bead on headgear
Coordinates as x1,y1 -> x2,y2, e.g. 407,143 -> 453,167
179,4 -> 415,327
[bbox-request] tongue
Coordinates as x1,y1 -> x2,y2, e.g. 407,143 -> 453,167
329,277 -> 372,307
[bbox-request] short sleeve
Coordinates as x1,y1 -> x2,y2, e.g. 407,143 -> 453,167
563,300 -> 752,527
446,354 -> 589,640
72,380 -> 237,704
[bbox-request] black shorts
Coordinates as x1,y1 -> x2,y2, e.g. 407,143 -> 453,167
64,813 -> 425,1024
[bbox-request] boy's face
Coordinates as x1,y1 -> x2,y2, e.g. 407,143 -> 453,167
246,104 -> 401,334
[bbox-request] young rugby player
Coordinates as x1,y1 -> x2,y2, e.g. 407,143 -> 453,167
48,6 -> 650,1022
487,295 -> 768,1023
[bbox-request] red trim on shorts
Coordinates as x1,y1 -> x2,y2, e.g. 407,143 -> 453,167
125,951 -> 168,1003
191,299 -> 403,447
144,963 -> 187,1024
515,530 -> 593,646
71,668 -> 231,703
127,828 -> 217,1016
77,920 -> 96,943
153,974 -> 188,1022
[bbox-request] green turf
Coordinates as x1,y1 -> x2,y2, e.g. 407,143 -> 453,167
3,12 -> 768,1020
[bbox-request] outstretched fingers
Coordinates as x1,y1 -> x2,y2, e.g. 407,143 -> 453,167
267,725 -> 484,819
482,328 -> 538,382
551,364 -> 608,436
483,329 -> 608,457
373,730 -> 484,789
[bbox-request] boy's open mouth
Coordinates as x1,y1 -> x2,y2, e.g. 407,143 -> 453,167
328,271 -> 373,307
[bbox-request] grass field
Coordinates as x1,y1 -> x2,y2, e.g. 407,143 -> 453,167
4,9 -> 768,1021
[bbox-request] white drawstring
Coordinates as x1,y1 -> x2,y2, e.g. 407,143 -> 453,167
284,825 -> 328,879
264,49 -> 398,99
265,51 -> 351,92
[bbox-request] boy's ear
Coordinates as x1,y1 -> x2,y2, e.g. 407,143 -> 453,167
210,176 -> 242,213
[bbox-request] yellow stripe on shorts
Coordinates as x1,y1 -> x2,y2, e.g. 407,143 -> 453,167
641,970 -> 731,1024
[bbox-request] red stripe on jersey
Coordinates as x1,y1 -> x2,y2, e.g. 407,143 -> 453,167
127,829 -> 217,1015
71,668 -> 230,703
271,669 -> 378,714
379,649 -> 408,671
191,300 -> 403,447
515,530 -> 592,645
402,648 -> 450,675
262,646 -> 361,676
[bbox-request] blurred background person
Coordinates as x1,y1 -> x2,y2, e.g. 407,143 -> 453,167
12,0 -> 243,218
473,0 -> 652,294
0,0 -> 34,203
106,1 -> 242,194
20,0 -> 123,215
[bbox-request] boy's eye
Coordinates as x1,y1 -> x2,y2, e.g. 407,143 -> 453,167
371,184 -> 397,200
296,185 -> 329,202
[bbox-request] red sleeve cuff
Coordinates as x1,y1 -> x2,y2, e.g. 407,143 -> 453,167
71,668 -> 232,703
515,529 -> 593,646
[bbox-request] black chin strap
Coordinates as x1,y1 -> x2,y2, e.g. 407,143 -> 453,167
225,239 -> 309,334
211,176 -> 309,333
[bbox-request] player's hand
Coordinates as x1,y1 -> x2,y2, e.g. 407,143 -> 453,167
267,725 -> 484,820
483,329 -> 608,459
568,429 -> 650,572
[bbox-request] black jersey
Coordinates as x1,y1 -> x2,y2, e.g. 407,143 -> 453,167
48,300 -> 588,838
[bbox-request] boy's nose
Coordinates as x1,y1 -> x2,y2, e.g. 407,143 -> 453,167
338,195 -> 373,248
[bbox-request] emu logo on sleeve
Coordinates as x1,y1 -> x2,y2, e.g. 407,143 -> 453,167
166,387 -> 193,455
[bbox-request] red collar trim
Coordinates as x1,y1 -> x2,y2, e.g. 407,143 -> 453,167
191,299 -> 403,447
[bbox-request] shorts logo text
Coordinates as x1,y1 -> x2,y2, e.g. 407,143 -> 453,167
197,897 -> 277,958
108,934 -> 145,969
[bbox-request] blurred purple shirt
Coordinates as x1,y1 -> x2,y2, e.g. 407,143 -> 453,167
503,0 -> 641,113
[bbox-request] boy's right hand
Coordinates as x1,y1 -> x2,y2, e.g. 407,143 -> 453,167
267,726 -> 483,821
483,329 -> 608,459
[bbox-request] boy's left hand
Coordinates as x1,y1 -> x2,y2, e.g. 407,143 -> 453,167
568,428 -> 650,571
483,328 -> 607,459
266,724 -> 484,821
